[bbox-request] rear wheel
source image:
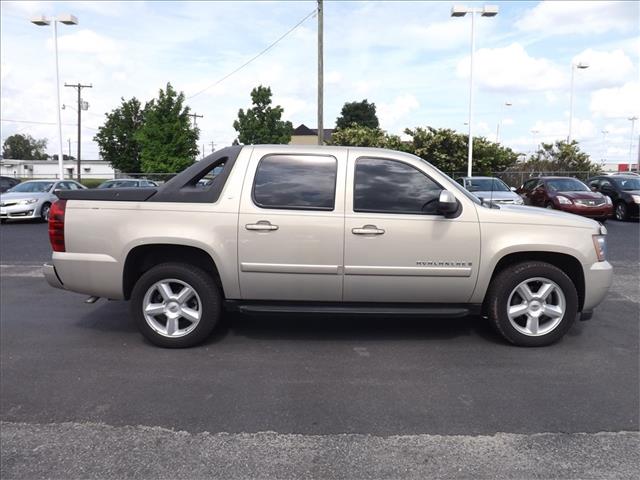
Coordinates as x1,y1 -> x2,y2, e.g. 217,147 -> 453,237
40,202 -> 51,222
486,261 -> 578,347
130,263 -> 221,348
615,201 -> 628,221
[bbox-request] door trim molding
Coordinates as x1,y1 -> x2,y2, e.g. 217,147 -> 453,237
241,262 -> 340,275
344,265 -> 472,277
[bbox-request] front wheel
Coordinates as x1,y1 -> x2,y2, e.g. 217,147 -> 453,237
545,202 -> 554,209
486,261 -> 578,347
130,263 -> 221,348
615,202 -> 628,221
40,202 -> 51,222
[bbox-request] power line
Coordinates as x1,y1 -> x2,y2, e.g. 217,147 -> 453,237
1,118 -> 75,126
186,9 -> 316,100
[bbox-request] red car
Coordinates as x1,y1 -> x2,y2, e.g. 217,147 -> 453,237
517,176 -> 612,221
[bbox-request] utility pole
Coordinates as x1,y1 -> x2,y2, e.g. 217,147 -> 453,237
317,0 -> 323,145
67,138 -> 71,158
202,144 -> 205,159
629,116 -> 638,171
65,82 -> 92,181
188,112 -> 203,128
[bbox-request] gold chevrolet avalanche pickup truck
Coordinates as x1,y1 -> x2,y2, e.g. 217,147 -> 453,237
44,145 -> 612,348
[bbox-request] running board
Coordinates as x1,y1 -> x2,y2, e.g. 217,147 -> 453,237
225,301 -> 480,318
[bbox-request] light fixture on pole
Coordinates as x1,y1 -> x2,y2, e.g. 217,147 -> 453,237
30,14 -> 78,180
451,4 -> 499,177
567,61 -> 589,143
496,101 -> 512,143
629,116 -> 638,172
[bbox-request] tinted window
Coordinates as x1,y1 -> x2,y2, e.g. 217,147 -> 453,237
613,177 -> 640,190
354,158 -> 442,214
9,182 -> 53,193
253,155 -> 337,210
522,179 -> 539,191
466,178 -> 510,192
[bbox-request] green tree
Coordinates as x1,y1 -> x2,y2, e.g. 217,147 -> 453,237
404,127 -> 518,175
94,97 -> 145,172
330,125 -> 404,149
335,99 -> 379,130
2,134 -> 48,160
233,85 -> 293,144
528,140 -> 597,173
136,83 -> 199,174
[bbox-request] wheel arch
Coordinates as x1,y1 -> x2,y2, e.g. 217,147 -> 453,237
484,251 -> 585,312
123,244 -> 224,300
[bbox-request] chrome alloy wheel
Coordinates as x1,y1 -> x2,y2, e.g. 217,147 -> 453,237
506,277 -> 566,336
142,279 -> 202,338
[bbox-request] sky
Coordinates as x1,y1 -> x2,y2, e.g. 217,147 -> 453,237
1,0 -> 639,168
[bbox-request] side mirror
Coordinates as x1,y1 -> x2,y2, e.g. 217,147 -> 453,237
437,190 -> 459,218
510,186 -> 517,192
590,186 -> 597,192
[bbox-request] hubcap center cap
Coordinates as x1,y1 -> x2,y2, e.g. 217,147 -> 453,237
167,301 -> 180,313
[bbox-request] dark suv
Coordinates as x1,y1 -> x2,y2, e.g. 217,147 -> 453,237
0,176 -> 20,193
517,176 -> 612,221
587,175 -> 640,221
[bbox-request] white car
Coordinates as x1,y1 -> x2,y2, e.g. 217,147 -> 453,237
0,179 -> 86,223
456,176 -> 524,205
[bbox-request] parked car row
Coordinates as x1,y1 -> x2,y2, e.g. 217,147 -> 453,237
0,177 -> 157,223
458,174 -> 638,223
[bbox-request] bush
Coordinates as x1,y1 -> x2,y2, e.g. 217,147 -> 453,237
79,178 -> 106,189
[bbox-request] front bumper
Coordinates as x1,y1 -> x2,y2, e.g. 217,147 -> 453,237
0,204 -> 39,220
558,203 -> 613,219
43,263 -> 64,290
582,260 -> 613,312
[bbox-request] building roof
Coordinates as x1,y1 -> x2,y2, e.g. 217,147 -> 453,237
292,124 -> 334,142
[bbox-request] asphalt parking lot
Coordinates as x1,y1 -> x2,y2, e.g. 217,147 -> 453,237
1,219 -> 638,479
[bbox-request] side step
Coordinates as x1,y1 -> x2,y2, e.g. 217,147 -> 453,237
225,301 -> 480,318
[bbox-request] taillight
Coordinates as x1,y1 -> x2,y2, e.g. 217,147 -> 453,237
48,200 -> 67,252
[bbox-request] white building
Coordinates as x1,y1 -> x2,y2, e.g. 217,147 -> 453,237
0,159 -> 115,180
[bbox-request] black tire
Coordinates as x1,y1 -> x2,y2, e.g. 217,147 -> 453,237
130,262 -> 221,348
486,261 -> 578,347
545,202 -> 554,209
40,202 -> 51,222
615,201 -> 628,221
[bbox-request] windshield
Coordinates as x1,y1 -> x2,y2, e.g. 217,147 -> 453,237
613,177 -> 640,191
7,182 -> 53,193
546,179 -> 589,192
466,178 -> 510,192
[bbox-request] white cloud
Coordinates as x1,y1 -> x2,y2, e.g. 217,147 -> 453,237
516,1 -> 638,36
572,49 -> 635,89
530,118 -> 597,142
457,43 -> 565,92
51,29 -> 122,66
590,82 -> 640,118
378,94 -> 420,131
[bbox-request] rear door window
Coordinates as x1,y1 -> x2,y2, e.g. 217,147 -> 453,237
253,154 -> 337,211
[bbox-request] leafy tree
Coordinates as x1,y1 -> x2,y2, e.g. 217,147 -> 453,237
136,83 -> 199,174
404,127 -> 518,175
527,140 -> 597,173
233,85 -> 293,144
51,154 -> 76,161
2,134 -> 48,160
330,125 -> 403,149
94,97 -> 145,172
335,99 -> 379,130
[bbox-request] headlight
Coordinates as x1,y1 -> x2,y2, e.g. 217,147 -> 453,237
631,195 -> 640,204
592,234 -> 607,262
556,195 -> 572,205
17,199 -> 38,205
514,197 -> 524,205
604,196 -> 612,204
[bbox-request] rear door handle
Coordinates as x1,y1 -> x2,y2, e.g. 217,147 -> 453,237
352,225 -> 385,235
246,221 -> 279,231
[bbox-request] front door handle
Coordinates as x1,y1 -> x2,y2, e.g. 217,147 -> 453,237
246,220 -> 279,231
352,224 -> 385,235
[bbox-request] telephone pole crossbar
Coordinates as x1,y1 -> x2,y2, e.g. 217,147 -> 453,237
64,82 -> 92,181
188,112 -> 203,128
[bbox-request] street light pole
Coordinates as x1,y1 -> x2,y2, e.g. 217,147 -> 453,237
567,62 -> 589,143
629,116 -> 638,171
31,14 -> 78,180
451,5 -> 498,177
495,101 -> 512,143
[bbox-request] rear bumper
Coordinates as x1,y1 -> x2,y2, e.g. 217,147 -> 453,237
49,252 -> 124,299
43,263 -> 64,290
582,260 -> 613,312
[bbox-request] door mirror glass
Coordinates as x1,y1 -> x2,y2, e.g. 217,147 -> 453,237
437,190 -> 459,217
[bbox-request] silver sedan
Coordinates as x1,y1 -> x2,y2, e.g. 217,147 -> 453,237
0,179 -> 86,223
